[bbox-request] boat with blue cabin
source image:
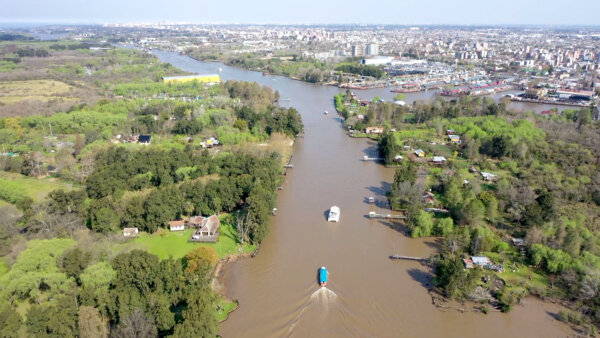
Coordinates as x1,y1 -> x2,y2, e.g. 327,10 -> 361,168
319,267 -> 328,287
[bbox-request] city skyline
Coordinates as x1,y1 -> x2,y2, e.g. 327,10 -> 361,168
1,0 -> 599,26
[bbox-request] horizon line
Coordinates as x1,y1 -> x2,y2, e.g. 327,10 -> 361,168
2,21 -> 600,28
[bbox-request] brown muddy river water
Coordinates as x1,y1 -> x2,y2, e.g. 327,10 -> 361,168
154,50 -> 573,337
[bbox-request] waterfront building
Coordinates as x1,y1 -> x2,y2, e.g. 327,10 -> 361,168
162,74 -> 220,84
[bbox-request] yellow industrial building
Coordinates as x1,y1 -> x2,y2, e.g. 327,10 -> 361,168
162,74 -> 220,84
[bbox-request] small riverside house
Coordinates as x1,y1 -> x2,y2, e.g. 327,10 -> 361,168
123,227 -> 139,237
414,149 -> 425,157
448,135 -> 461,143
365,126 -> 384,134
432,156 -> 447,164
471,256 -> 491,266
169,220 -> 185,231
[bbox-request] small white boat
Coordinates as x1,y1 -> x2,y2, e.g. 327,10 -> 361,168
324,110 -> 328,115
328,206 -> 340,222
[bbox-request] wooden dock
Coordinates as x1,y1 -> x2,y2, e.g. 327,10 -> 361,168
362,155 -> 383,161
389,255 -> 429,262
368,211 -> 406,219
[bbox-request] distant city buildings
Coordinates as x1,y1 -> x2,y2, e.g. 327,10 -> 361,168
366,43 -> 379,56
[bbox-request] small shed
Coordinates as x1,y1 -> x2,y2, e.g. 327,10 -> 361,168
481,172 -> 497,181
463,258 -> 474,269
414,149 -> 425,157
432,156 -> 447,164
169,220 -> 185,231
138,135 -> 152,145
123,227 -> 139,237
394,155 -> 404,162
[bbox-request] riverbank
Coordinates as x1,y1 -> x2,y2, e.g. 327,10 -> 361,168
150,50 -> 577,338
212,250 -> 257,322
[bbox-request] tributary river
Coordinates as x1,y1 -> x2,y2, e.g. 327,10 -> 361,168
153,50 -> 573,338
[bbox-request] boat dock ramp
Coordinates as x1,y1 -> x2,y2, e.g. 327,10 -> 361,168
389,255 -> 430,262
368,211 -> 406,219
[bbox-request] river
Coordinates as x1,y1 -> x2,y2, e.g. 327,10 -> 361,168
152,50 -> 573,338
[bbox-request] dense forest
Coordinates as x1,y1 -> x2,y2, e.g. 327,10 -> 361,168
336,90 -> 600,330
0,38 -> 303,337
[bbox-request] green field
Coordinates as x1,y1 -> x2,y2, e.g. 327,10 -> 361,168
126,223 -> 256,260
0,172 -> 75,203
501,266 -> 549,292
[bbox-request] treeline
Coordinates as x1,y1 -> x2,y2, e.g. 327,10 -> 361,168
0,239 -> 219,337
335,62 -> 385,79
82,147 -> 280,243
227,54 -> 331,83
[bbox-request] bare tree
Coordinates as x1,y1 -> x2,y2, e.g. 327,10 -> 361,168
235,211 -> 250,245
111,309 -> 157,338
78,306 -> 108,338
26,202 -> 84,238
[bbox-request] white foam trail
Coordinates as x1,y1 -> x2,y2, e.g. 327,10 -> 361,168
287,287 -> 338,336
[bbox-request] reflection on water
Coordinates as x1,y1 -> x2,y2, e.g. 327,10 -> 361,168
152,50 -> 574,338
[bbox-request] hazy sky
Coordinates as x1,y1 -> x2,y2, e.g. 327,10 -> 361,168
1,0 -> 599,25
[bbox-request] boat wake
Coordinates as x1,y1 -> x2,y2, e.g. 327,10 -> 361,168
310,287 -> 338,304
286,287 -> 338,336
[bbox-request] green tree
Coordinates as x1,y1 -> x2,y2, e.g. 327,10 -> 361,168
58,247 -> 91,284
0,305 -> 22,338
411,210 -> 434,237
461,199 -> 485,226
172,284 -> 217,338
434,217 -> 454,236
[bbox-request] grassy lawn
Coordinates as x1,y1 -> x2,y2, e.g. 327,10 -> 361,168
501,266 -> 549,292
215,296 -> 238,322
127,223 -> 256,260
0,172 -> 76,203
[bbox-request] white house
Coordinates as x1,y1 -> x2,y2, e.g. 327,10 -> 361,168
123,227 -> 139,237
168,220 -> 185,231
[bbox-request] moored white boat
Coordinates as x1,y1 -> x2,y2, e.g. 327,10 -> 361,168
328,206 -> 340,222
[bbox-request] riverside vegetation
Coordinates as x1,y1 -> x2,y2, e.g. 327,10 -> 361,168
0,35 -> 303,337
335,90 -> 600,333
188,49 -> 386,84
